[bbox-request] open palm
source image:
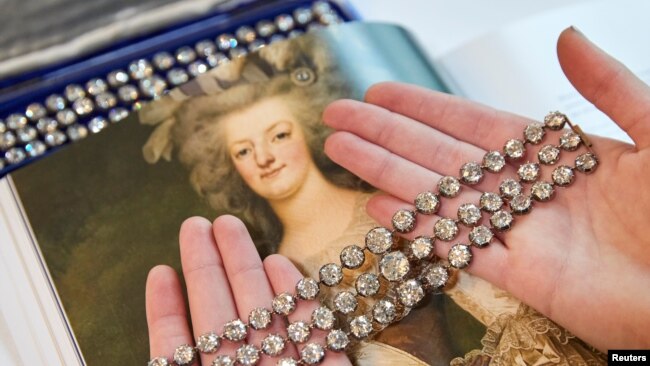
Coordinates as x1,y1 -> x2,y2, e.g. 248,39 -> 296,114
322,28 -> 650,352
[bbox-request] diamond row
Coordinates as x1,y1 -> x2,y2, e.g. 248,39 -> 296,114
0,1 -> 344,173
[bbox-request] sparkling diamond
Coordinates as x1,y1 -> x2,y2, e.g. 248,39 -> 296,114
223,319 -> 247,341
480,192 -> 503,212
173,344 -> 195,365
152,52 -> 175,71
301,343 -> 325,365
229,46 -> 248,59
88,116 -> 109,133
45,94 -> 67,112
261,334 -> 285,356
499,178 -> 523,199
64,84 -> 86,101
272,292 -> 297,315
95,92 -> 117,110
4,147 -> 26,164
448,244 -> 472,269
379,251 -> 410,281
118,85 -> 139,102
213,355 -> 235,366
86,78 -> 108,96
552,165 -> 575,186
277,358 -> 299,366
15,127 -> 35,145
460,162 -> 484,184
531,181 -> 555,201
421,263 -> 449,289
311,306 -> 335,330
128,59 -> 154,80
275,14 -> 295,32
518,162 -> 540,182
326,329 -> 349,351
25,141 -> 46,157
139,76 -> 167,98
355,273 -> 380,296
538,144 -> 561,165
296,277 -> 320,300
434,218 -> 459,241
195,39 -> 217,57
188,61 -> 208,77
293,7 -> 314,24
414,191 -> 440,214
0,131 -> 16,150
319,263 -> 343,286
66,124 -> 88,141
236,344 -> 260,366
524,122 -> 545,144
409,236 -> 433,259
44,131 -> 67,146
287,321 -> 311,343
6,114 -> 27,130
333,291 -> 357,314
350,315 -> 373,338
490,210 -> 513,231
236,25 -> 256,43
340,245 -> 365,269
248,307 -> 272,330
206,53 -> 229,68
216,34 -> 238,51
438,176 -> 461,197
108,108 -> 129,123
107,70 -> 129,87
392,209 -> 416,233
365,227 -> 394,254
256,19 -> 278,37
175,47 -> 197,65
482,150 -> 506,173
372,299 -> 397,325
72,97 -> 94,116
510,194 -> 532,214
148,357 -> 169,366
196,332 -> 220,353
560,130 -> 582,151
575,153 -> 598,173
469,225 -> 493,247
504,139 -> 526,160
25,103 -> 47,121
457,203 -> 482,226
544,111 -> 567,130
397,279 -> 424,307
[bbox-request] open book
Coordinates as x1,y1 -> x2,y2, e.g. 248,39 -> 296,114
1,1 -> 646,364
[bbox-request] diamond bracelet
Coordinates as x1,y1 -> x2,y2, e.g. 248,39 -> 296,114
148,111 -> 599,366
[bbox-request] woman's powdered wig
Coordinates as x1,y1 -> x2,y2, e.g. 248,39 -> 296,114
170,36 -> 372,256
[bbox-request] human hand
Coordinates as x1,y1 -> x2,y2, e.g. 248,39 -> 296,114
146,216 -> 352,365
322,27 -> 650,352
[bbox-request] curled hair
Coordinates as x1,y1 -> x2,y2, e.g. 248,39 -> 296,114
171,36 -> 372,256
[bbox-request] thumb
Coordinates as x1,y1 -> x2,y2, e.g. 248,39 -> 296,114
557,26 -> 650,149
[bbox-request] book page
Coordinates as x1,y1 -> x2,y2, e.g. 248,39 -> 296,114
436,0 -> 650,143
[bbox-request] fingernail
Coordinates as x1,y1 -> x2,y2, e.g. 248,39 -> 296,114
569,25 -> 586,38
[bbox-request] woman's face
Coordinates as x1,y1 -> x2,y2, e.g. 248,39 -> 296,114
223,96 -> 314,201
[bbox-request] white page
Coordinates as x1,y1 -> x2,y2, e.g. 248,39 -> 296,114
436,0 -> 650,143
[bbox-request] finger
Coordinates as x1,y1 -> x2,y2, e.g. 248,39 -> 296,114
212,215 -> 290,363
362,81 -> 532,153
366,194 -> 510,290
557,26 -> 650,149
264,255 -> 352,366
179,216 -> 239,361
323,98 -> 519,192
146,265 -> 194,362
324,131 -> 483,205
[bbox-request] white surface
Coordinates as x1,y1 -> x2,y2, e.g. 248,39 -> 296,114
349,0 -> 589,59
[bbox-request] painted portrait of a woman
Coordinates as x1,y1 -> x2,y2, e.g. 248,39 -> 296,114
139,31 -> 605,365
